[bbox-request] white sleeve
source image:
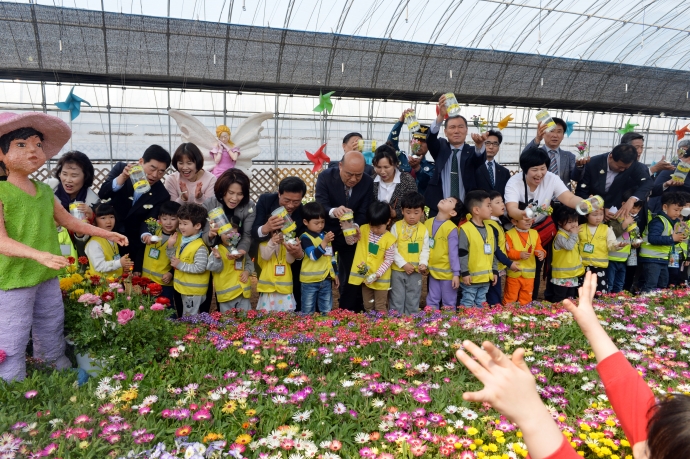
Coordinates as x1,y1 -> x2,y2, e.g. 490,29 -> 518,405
550,173 -> 569,200
430,119 -> 441,134
419,229 -> 431,266
504,174 -> 522,204
85,241 -> 122,274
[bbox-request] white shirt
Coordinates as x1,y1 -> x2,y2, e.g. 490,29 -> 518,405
605,159 -> 619,193
504,171 -> 569,223
375,169 -> 401,203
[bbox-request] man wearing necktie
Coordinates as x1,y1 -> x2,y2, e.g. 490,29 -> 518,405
425,95 -> 487,216
474,129 -> 511,197
521,117 -> 587,190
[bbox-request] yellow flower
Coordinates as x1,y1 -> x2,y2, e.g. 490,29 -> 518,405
276,362 -> 288,369
467,427 -> 479,436
59,278 -> 74,291
70,289 -> 85,299
119,388 -> 138,402
79,441 -> 89,449
237,349 -> 247,355
70,273 -> 84,283
222,401 -> 237,414
235,434 -> 252,445
66,265 -> 77,274
203,432 -> 224,443
352,357 -> 363,364
245,409 -> 256,416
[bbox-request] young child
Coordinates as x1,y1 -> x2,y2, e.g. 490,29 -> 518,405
670,194 -> 690,287
56,223 -> 78,277
578,208 -> 621,294
85,203 -> 134,277
607,197 -> 639,293
299,201 -> 338,315
142,201 -> 181,304
425,197 -> 463,309
257,231 -> 296,312
207,243 -> 253,312
167,203 -> 209,317
640,192 -> 688,292
458,190 -> 499,307
623,198 -> 646,293
389,192 -> 430,314
504,216 -> 545,305
485,191 -> 509,306
348,201 -> 396,313
550,205 -> 584,302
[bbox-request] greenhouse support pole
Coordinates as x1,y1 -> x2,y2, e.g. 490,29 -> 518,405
274,94 -> 279,172
41,81 -> 51,171
223,90 -> 227,126
168,88 -> 172,157
106,85 -> 114,167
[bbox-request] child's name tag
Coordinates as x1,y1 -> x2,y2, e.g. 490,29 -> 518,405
325,245 -> 333,256
113,254 -> 121,261
669,249 -> 680,268
275,264 -> 286,276
368,242 -> 379,255
484,243 -> 492,255
408,242 -> 419,254
235,260 -> 244,270
148,248 -> 160,260
429,238 -> 435,249
60,244 -> 72,256
583,243 -> 594,254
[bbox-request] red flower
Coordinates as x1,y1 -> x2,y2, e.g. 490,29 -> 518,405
89,275 -> 101,284
147,283 -> 163,296
101,291 -> 115,302
121,272 -> 130,279
0,349 -> 6,364
155,296 -> 171,305
67,256 -> 75,265
78,256 -> 89,265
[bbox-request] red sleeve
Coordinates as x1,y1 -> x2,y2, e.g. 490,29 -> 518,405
527,435 -> 581,459
596,351 -> 655,445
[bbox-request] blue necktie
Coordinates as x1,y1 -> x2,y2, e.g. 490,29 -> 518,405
487,161 -> 495,188
548,150 -> 559,175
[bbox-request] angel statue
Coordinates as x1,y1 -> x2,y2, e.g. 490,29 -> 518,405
169,110 -> 273,174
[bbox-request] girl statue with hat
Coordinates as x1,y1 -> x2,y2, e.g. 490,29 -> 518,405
0,112 -> 128,382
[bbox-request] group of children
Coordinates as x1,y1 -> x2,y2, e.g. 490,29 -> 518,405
70,188 -> 690,317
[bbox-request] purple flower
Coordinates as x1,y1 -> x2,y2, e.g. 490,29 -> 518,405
24,390 -> 38,399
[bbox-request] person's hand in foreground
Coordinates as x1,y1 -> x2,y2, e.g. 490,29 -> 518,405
455,341 -> 566,459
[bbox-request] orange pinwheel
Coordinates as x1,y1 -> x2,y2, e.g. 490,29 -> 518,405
676,124 -> 690,141
306,143 -> 330,173
497,114 -> 514,130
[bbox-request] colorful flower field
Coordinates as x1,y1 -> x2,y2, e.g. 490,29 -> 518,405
3,289 -> 690,459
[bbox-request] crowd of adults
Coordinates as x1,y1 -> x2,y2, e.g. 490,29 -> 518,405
18,94 -> 689,312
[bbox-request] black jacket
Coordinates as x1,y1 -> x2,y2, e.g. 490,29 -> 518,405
315,166 -> 373,241
575,153 -> 653,209
98,162 -> 171,271
474,160 -> 511,197
251,193 -> 306,243
425,129 -> 486,214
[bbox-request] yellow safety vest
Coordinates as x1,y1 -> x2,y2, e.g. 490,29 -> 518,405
348,224 -> 397,290
608,234 -> 632,262
485,219 -> 506,271
86,236 -> 123,277
173,238 -> 210,296
459,221 -> 495,284
257,242 -> 293,294
299,232 -> 335,283
424,218 -> 457,280
142,229 -> 178,286
640,215 -> 673,260
213,244 -> 251,302
392,220 -> 428,272
505,228 -> 538,279
579,224 -> 609,268
551,230 -> 585,278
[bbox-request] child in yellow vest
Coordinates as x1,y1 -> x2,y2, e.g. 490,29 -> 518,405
348,201 -> 396,313
85,203 -> 133,277
486,191 -> 511,306
207,245 -> 253,312
257,231 -> 297,311
504,216 -> 545,305
550,205 -> 584,302
167,203 -> 209,317
56,223 -> 77,277
425,197 -> 464,309
299,202 -> 338,315
141,201 -> 181,305
389,192 -> 429,314
578,208 -> 621,295
458,191 -> 500,307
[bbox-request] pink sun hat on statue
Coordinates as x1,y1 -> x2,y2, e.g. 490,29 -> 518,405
0,112 -> 71,159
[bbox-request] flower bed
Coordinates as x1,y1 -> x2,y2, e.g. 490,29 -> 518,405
2,290 -> 690,459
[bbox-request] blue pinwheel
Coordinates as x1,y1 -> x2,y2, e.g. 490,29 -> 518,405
55,87 -> 91,121
565,120 -> 578,137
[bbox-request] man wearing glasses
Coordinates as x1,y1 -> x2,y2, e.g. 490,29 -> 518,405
474,129 -> 511,197
316,151 -> 373,312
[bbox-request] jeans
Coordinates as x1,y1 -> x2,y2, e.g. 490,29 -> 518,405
460,282 -> 490,307
640,262 -> 669,292
301,279 -> 333,314
606,261 -> 627,293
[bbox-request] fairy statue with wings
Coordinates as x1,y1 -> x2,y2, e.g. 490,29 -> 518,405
169,110 -> 273,175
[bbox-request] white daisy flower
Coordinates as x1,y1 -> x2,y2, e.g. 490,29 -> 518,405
354,432 -> 370,444
292,409 -> 313,422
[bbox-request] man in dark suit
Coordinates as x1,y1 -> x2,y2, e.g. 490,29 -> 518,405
316,151 -> 374,312
522,117 -> 586,189
251,177 -> 307,311
98,145 -> 171,272
425,94 -> 487,215
474,129 -> 511,197
575,144 -> 654,219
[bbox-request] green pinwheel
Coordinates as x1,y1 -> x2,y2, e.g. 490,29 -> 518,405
313,91 -> 335,114
617,119 -> 639,135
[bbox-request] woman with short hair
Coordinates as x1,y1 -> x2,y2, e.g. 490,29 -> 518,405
372,144 -> 417,221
